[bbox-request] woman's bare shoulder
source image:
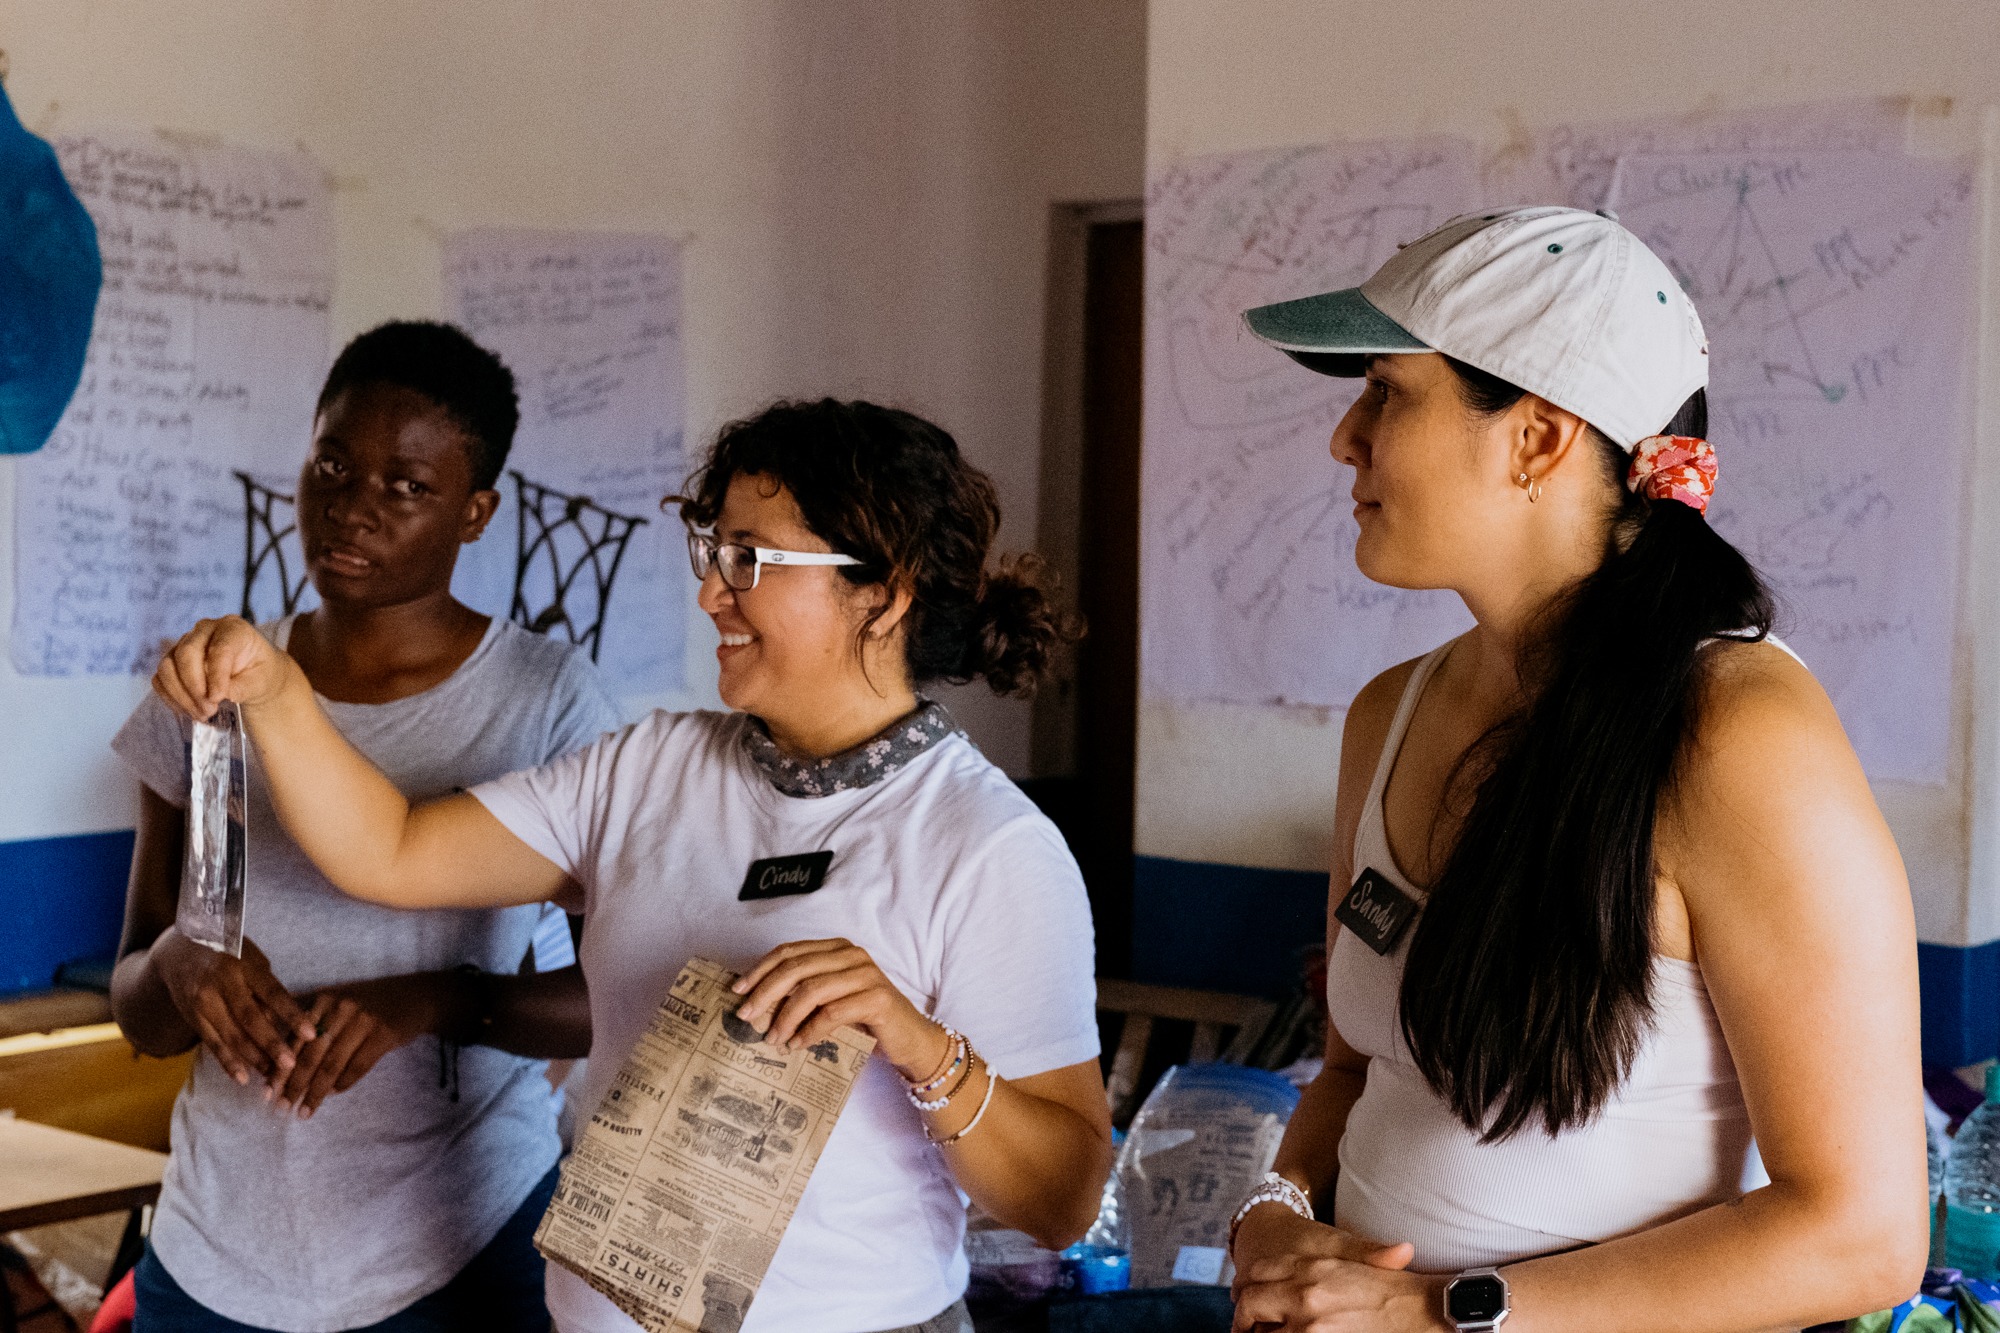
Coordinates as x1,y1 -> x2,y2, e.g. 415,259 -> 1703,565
1670,636 -> 1884,889
1341,653 -> 1430,767
1692,638 -> 1847,764
1331,648 -> 1444,866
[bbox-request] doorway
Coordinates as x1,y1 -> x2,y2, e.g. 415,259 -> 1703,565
1025,203 -> 1143,979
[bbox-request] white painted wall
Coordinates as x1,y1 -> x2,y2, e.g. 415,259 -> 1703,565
0,0 -> 1146,843
1140,0 -> 2000,946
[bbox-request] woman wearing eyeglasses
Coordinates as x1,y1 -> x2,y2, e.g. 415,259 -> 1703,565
146,398 -> 1113,1333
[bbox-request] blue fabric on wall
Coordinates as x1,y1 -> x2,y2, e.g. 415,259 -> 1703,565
0,829 -> 133,993
0,79 -> 100,455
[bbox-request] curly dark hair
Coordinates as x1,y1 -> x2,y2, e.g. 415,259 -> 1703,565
316,321 -> 519,491
674,398 -> 1076,697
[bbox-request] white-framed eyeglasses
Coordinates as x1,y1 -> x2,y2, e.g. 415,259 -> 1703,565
687,529 -> 862,591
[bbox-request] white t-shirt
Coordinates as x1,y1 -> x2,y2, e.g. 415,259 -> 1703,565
472,709 -> 1099,1333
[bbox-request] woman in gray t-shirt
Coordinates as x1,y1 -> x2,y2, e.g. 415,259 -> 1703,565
109,322 -> 620,1333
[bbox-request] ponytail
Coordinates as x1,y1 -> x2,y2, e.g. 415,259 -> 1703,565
955,554 -> 1067,697
1399,364 -> 1774,1140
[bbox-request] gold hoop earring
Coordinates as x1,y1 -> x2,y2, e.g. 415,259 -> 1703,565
1528,478 -> 1543,504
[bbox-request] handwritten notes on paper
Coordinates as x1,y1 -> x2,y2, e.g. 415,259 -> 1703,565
444,230 -> 686,696
1607,151 -> 1974,781
1142,138 -> 1478,711
1141,105 -> 1974,782
9,132 -> 331,676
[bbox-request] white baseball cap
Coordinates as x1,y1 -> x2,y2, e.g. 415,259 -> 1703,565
1242,206 -> 1709,450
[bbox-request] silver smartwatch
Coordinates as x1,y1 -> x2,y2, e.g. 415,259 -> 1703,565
1443,1266 -> 1510,1331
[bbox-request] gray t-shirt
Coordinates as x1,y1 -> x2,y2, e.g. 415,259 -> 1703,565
112,616 -> 621,1333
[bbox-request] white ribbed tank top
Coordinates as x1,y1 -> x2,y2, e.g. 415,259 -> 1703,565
1328,642 -> 1758,1270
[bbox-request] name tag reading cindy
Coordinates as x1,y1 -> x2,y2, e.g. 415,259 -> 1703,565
739,851 -> 834,901
1335,868 -> 1420,956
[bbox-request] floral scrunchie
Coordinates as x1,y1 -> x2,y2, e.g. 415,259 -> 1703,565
1627,434 -> 1717,515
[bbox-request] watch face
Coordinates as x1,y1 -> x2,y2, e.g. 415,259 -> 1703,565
1447,1275 -> 1507,1322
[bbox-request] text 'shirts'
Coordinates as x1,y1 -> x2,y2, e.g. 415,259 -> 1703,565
534,957 -> 874,1332
1334,868 -> 1420,956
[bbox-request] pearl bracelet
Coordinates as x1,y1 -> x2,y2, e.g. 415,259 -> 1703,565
1228,1171 -> 1313,1255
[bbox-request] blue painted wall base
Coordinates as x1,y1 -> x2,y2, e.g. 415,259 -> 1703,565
1133,854 -> 2000,1068
1919,940 -> 2000,1068
12,837 -> 1997,1063
0,829 -> 133,994
1132,855 -> 1326,999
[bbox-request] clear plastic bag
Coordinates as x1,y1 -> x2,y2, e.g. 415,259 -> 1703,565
1108,1063 -> 1301,1289
177,702 -> 247,956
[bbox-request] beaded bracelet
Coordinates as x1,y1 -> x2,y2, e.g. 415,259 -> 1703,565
1227,1172 -> 1313,1255
928,1059 -> 998,1147
908,1025 -> 964,1092
908,1048 -> 973,1113
906,1027 -> 966,1102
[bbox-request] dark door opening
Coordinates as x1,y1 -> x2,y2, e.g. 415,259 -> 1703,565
1023,210 -> 1142,980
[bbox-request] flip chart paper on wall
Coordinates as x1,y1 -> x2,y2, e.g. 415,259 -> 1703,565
1482,97 -> 1910,211
9,131 -> 332,676
1140,108 -> 1972,784
1141,137 -> 1479,711
1605,150 -> 1974,783
443,230 -> 687,696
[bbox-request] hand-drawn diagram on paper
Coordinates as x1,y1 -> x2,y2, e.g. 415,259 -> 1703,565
1141,138 -> 1480,709
1141,105 -> 1972,783
1607,150 -> 1974,782
10,132 -> 331,675
444,230 -> 686,695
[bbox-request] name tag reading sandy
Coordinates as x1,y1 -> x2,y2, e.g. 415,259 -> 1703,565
1335,868 -> 1419,956
739,852 -> 834,901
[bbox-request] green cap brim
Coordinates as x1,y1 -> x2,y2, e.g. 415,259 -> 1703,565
1242,287 -> 1429,378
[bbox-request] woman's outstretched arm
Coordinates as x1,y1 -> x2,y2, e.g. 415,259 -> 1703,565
155,616 -> 569,910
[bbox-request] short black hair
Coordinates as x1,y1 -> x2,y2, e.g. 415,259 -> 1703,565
316,321 -> 519,491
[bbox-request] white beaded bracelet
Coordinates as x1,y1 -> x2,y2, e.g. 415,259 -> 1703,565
1228,1171 -> 1313,1254
928,1060 -> 998,1147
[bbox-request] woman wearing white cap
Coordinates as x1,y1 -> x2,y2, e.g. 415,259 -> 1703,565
1225,207 -> 1924,1331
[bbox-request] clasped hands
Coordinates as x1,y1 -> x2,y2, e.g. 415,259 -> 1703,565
157,930 -> 939,1120
1229,1203 -> 1449,1333
152,927 -> 476,1119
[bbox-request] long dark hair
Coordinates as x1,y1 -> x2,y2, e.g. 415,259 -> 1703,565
1397,357 -> 1775,1141
675,398 -> 1075,696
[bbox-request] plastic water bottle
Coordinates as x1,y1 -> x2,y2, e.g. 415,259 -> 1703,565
1061,1130 -> 1132,1293
1946,1068 -> 2000,1278
1932,1116 -> 1950,1267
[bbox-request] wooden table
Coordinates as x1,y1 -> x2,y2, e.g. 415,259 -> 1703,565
0,1116 -> 165,1330
0,1116 -> 166,1233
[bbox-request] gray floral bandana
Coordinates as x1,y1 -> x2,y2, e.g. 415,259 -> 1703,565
742,700 -> 963,798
